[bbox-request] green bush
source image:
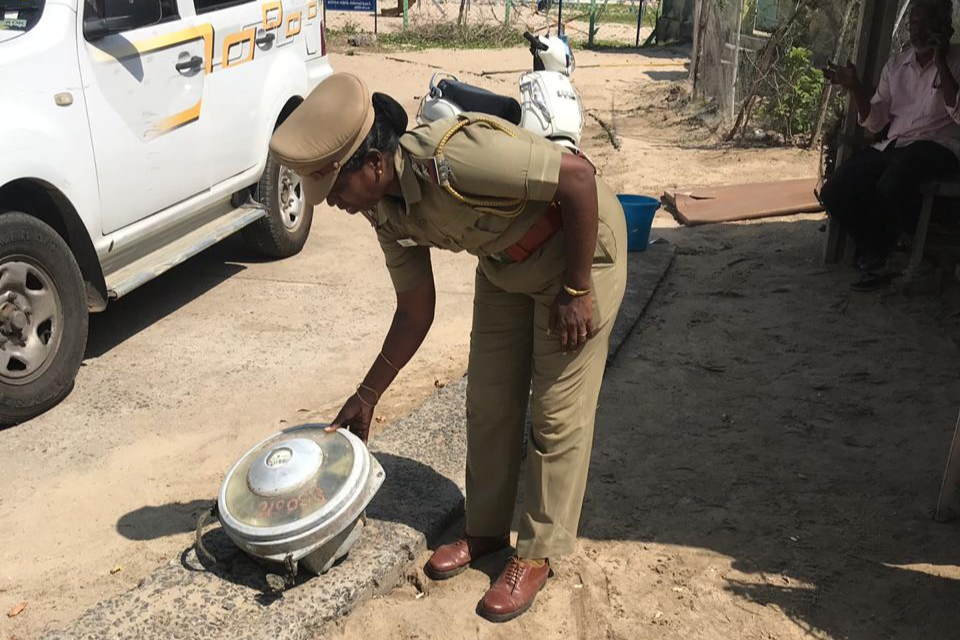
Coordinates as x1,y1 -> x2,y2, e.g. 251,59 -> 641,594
758,46 -> 825,138
379,20 -> 524,49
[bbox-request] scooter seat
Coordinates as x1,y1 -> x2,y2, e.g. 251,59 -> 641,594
437,80 -> 522,125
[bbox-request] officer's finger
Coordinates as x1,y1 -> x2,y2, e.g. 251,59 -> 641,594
327,411 -> 353,432
352,422 -> 370,443
326,412 -> 346,432
578,321 -> 589,347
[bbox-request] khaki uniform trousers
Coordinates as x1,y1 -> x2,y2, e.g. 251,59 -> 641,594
464,198 -> 628,560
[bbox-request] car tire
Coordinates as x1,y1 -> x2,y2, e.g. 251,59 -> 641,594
242,153 -> 314,258
0,212 -> 88,425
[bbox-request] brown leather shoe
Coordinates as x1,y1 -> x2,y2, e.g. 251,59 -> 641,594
424,535 -> 509,581
477,557 -> 551,623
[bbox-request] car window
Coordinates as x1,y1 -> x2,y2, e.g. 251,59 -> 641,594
0,0 -> 45,34
159,0 -> 178,21
82,0 -> 178,25
193,0 -> 254,15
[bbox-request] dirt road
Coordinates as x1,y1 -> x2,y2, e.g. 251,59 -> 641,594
2,45 -> 831,640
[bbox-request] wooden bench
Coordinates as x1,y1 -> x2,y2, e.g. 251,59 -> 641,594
905,174 -> 960,278
937,410 -> 960,522
912,180 -> 960,522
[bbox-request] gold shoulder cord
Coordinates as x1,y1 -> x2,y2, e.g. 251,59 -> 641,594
433,117 -> 527,218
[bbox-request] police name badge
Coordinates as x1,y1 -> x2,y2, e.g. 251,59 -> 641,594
397,238 -> 418,247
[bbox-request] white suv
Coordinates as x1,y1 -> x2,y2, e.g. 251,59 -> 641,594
0,0 -> 332,423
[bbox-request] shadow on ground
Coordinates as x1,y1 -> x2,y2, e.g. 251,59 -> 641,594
576,216 -> 960,639
84,234 -> 274,360
644,70 -> 689,82
117,500 -> 214,541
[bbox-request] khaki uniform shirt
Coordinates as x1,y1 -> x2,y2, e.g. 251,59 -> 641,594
373,114 -> 618,292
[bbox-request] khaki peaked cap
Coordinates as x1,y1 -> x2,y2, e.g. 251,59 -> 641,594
269,73 -> 376,205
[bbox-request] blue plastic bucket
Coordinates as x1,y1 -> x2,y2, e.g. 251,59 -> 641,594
617,194 -> 660,252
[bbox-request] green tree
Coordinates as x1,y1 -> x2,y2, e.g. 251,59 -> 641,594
760,46 -> 825,138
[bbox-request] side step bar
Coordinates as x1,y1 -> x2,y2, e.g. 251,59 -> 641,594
105,203 -> 266,300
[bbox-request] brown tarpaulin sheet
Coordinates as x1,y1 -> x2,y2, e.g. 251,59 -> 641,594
662,178 -> 824,226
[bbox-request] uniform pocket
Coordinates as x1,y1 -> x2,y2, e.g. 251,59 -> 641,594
593,219 -> 618,265
472,212 -> 514,234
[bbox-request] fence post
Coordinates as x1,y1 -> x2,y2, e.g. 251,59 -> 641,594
636,0 -> 644,47
403,0 -> 408,29
505,0 -> 511,26
588,0 -> 597,47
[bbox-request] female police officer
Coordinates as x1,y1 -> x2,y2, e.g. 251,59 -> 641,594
270,73 -> 627,622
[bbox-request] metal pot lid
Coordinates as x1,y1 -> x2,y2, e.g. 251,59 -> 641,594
218,424 -> 371,543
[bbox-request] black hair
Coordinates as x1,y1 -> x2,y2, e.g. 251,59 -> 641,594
911,0 -> 955,37
341,92 -> 409,173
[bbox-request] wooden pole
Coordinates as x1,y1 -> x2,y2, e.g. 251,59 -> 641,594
690,0 -> 709,94
636,0 -> 644,46
729,0 -> 745,121
588,0 -> 596,47
808,0 -> 857,149
823,0 -> 898,263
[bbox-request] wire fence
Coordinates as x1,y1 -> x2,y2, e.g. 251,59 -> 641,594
694,0 -> 860,144
324,0 -> 661,48
695,0 -> 960,145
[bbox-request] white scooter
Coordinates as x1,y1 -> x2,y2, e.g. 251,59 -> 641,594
417,31 -> 584,151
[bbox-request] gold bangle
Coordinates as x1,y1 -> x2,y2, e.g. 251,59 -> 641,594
378,351 -> 401,372
354,391 -> 376,408
356,384 -> 380,405
563,283 -> 591,297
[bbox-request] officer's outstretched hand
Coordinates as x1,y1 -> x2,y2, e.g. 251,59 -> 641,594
327,394 -> 374,443
550,291 -> 594,351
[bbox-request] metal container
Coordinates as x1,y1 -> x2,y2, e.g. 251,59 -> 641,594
217,424 -> 384,576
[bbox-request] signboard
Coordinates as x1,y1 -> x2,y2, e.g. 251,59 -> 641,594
325,0 -> 375,11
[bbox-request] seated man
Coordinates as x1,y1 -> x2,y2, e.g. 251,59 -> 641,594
821,0 -> 960,284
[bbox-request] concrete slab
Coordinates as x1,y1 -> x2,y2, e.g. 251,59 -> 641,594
43,243 -> 675,640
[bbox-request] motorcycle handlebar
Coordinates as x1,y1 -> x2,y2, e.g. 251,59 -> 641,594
523,31 -> 549,50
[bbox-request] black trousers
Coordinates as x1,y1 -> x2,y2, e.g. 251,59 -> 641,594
820,141 -> 958,253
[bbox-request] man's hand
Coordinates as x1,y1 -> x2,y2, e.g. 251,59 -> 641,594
326,393 -> 375,443
549,290 -> 593,351
933,33 -> 951,67
824,61 -> 860,91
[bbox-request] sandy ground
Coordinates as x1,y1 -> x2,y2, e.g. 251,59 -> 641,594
7,41 -> 956,640
318,51 -> 960,640
323,210 -> 960,640
0,45 -> 698,640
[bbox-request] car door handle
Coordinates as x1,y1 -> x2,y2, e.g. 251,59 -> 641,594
256,32 -> 275,46
175,56 -> 204,72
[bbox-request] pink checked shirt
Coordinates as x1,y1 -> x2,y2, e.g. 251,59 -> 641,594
862,45 -> 960,158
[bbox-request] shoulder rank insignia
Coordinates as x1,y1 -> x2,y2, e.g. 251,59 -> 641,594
411,155 -> 454,187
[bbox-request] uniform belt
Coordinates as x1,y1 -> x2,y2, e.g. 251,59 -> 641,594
492,203 -> 562,264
